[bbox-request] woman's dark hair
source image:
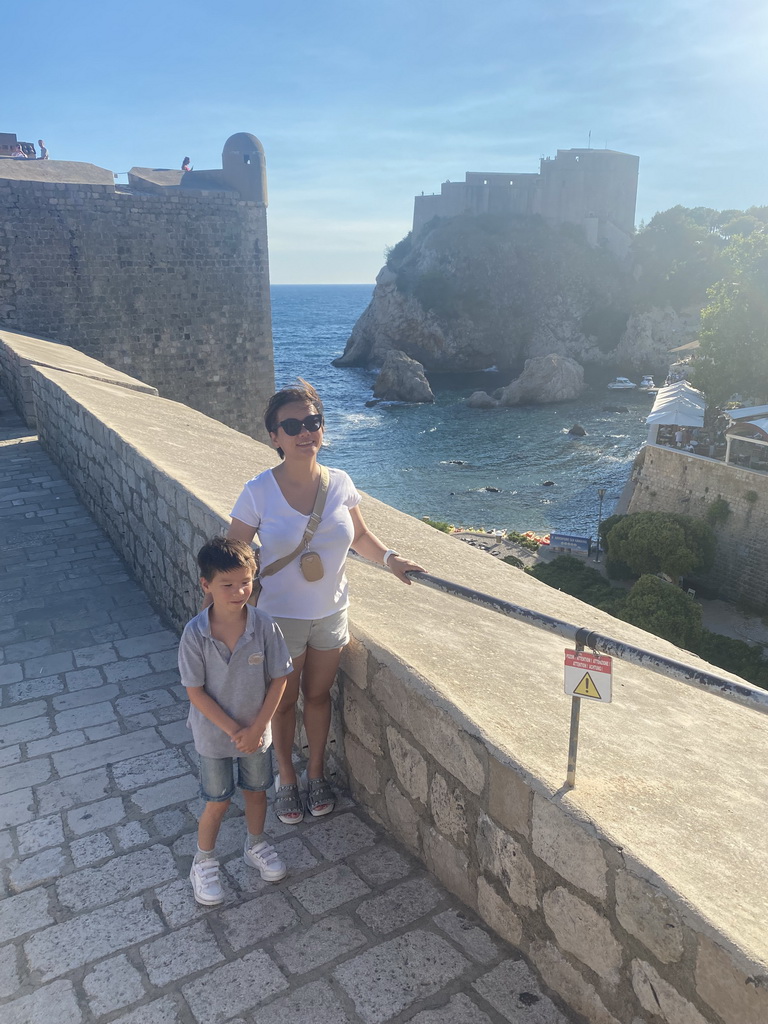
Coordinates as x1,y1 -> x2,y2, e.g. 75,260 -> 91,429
264,379 -> 324,459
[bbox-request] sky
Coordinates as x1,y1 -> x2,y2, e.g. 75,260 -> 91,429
6,0 -> 768,283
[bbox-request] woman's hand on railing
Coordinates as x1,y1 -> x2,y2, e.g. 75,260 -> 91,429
388,554 -> 426,585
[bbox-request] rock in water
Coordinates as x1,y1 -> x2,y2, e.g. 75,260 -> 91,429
372,350 -> 434,403
466,391 -> 499,409
568,423 -> 587,436
499,354 -> 585,405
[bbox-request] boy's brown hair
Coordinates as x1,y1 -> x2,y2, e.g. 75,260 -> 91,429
197,536 -> 257,582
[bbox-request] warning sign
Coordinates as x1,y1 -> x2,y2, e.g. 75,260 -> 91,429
564,650 -> 612,703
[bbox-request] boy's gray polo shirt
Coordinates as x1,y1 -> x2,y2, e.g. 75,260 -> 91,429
179,605 -> 292,759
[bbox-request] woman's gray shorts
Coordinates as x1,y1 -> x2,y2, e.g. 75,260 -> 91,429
273,607 -> 349,659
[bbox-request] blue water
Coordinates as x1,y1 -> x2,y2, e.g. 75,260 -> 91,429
271,284 -> 650,535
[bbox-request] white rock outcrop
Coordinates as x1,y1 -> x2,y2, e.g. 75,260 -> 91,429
372,349 -> 434,403
499,354 -> 585,406
614,307 -> 699,371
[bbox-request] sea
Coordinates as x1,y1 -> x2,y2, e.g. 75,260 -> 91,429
271,284 -> 651,537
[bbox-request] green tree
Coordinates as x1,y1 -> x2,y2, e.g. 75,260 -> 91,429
620,575 -> 702,649
631,206 -> 727,311
604,511 -> 715,580
691,232 -> 768,404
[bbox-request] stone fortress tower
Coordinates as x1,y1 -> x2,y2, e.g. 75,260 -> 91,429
413,147 -> 639,257
0,132 -> 274,437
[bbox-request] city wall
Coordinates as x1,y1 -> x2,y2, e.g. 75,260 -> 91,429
626,445 -> 768,609
0,136 -> 274,438
2,331 -> 767,1024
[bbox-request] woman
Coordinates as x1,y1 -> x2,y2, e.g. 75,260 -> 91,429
228,381 -> 424,822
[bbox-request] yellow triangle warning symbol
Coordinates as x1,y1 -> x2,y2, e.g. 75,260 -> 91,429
574,673 -> 601,699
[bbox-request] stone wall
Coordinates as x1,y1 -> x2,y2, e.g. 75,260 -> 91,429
3,338 -> 766,1024
336,642 -> 768,1024
626,444 -> 768,609
0,165 -> 273,438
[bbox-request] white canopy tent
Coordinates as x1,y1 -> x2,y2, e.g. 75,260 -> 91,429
646,381 -> 707,444
725,412 -> 768,468
725,404 -> 768,422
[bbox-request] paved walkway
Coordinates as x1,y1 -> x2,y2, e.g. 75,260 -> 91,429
0,389 -> 571,1024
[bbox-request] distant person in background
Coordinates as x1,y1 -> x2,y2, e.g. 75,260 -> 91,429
181,157 -> 192,172
11,145 -> 26,159
38,140 -> 48,160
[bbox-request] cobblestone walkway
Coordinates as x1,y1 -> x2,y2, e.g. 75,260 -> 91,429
0,390 -> 570,1024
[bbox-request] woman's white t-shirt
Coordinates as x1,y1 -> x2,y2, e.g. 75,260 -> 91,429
231,467 -> 361,620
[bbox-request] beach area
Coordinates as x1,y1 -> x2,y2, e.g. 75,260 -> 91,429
451,528 -> 549,568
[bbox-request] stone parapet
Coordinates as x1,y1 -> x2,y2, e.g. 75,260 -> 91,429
4,347 -> 766,1024
0,329 -> 157,426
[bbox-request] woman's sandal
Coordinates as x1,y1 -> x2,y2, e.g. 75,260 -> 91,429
274,783 -> 303,825
306,777 -> 335,818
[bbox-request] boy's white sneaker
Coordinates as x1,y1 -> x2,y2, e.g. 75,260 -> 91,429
244,840 -> 287,882
189,858 -> 224,905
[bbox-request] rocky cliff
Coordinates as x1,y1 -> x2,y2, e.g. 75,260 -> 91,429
334,214 -> 634,377
614,307 -> 700,372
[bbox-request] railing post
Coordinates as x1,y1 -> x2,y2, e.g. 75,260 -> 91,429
566,641 -> 584,787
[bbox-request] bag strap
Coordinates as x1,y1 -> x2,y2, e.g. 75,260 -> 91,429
259,465 -> 330,580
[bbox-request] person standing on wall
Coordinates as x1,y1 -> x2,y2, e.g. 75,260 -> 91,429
224,380 -> 425,824
38,140 -> 48,160
181,156 -> 192,171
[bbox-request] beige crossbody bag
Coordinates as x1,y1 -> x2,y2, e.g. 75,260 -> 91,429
252,465 -> 329,603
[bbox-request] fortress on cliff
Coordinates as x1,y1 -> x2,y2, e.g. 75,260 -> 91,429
0,133 -> 274,437
414,147 -> 639,257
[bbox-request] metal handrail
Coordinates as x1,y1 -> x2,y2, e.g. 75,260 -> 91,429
365,560 -> 768,716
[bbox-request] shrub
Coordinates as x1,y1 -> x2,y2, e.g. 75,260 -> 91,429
745,490 -> 758,504
421,517 -> 453,533
695,631 -> 768,690
384,232 -> 413,268
507,530 -> 540,552
502,554 -> 524,569
619,575 -> 702,649
705,496 -> 731,526
527,555 -> 617,606
604,511 -> 715,580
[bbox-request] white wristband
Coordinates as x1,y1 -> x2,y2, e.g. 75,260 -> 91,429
383,549 -> 400,568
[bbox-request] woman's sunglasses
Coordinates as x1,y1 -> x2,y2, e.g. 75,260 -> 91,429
275,414 -> 324,436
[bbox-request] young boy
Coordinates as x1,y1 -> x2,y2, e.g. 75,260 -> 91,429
179,537 -> 293,905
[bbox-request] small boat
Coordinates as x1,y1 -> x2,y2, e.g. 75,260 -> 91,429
638,375 -> 655,390
607,377 -> 637,390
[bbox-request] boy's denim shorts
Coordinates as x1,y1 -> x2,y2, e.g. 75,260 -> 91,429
198,748 -> 274,802
273,607 -> 348,659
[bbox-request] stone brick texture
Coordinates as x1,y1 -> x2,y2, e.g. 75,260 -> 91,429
627,443 -> 768,609
0,177 -> 274,437
337,645 -> 767,1024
